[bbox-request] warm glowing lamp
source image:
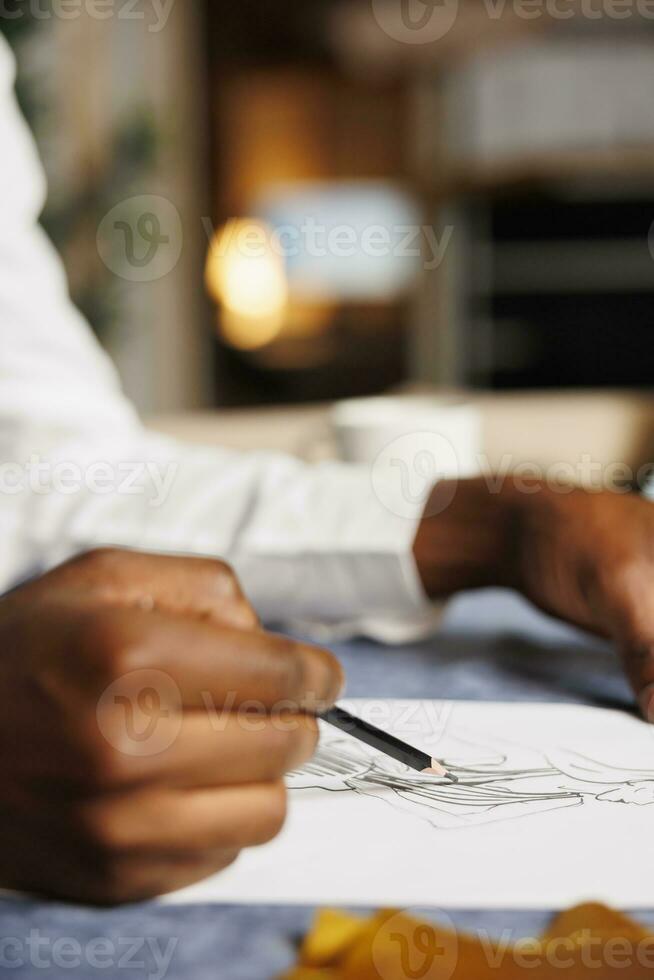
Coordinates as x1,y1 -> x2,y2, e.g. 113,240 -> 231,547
206,219 -> 289,350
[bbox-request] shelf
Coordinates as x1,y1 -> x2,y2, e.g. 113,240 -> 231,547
424,146 -> 654,201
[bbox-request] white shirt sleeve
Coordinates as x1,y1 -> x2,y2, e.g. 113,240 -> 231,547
0,36 -> 432,635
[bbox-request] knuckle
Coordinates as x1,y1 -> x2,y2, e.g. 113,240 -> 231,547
74,547 -> 126,575
179,557 -> 255,623
185,557 -> 245,606
201,557 -> 239,591
212,558 -> 235,579
231,599 -> 260,630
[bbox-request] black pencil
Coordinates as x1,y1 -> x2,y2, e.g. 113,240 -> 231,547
320,705 -> 458,782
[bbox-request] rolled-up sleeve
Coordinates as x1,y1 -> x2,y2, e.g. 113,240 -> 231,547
0,36 -> 434,637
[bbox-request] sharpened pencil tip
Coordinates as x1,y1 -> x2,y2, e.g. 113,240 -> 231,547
421,766 -> 459,783
426,758 -> 454,779
422,760 -> 458,783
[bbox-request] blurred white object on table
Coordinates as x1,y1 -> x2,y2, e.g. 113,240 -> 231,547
330,395 -> 481,476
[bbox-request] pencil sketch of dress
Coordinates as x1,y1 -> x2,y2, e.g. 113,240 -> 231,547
288,723 -> 654,830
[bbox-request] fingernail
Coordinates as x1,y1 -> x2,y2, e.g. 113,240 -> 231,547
638,684 -> 654,722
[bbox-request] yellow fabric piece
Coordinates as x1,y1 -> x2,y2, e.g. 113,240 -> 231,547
281,905 -> 654,979
301,909 -> 370,967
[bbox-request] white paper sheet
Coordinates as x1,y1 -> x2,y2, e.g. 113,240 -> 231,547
166,700 -> 654,908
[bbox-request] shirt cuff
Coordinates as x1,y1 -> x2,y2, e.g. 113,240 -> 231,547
231,461 -> 432,633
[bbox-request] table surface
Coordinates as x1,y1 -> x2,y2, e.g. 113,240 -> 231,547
2,589 -> 651,980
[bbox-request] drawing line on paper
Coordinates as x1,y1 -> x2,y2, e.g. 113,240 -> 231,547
288,725 -> 654,830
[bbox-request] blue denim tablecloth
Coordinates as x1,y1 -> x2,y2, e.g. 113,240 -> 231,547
1,589 -> 650,979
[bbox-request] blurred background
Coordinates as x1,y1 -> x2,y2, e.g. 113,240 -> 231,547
3,0 -> 654,419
